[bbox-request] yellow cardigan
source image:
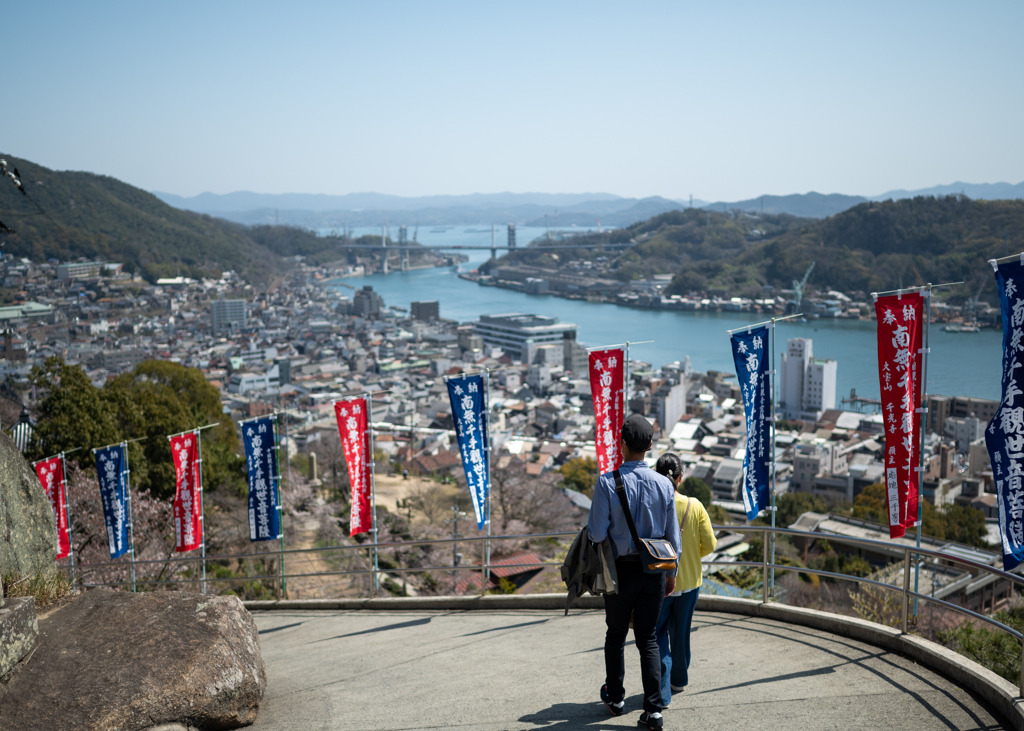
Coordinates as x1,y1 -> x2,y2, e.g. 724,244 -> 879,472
675,493 -> 717,591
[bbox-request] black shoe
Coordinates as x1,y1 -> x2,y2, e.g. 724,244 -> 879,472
600,684 -> 624,716
638,711 -> 664,730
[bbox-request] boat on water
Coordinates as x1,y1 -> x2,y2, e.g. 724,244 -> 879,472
944,322 -> 981,333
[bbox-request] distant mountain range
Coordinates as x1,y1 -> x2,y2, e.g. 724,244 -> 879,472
154,180 -> 1024,227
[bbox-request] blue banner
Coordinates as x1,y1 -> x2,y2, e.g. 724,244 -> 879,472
242,417 -> 282,541
447,375 -> 489,529
987,259 -> 1024,570
731,326 -> 772,520
94,444 -> 130,559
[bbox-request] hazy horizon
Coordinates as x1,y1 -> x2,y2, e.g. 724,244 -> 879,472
7,2 -> 1023,201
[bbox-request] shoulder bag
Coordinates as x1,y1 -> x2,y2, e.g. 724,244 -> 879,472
613,469 -> 678,574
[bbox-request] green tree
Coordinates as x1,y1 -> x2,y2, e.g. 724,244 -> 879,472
559,457 -> 598,497
28,358 -> 243,499
681,477 -> 711,508
941,604 -> 1024,683
852,482 -> 987,548
29,357 -> 121,464
773,492 -> 828,528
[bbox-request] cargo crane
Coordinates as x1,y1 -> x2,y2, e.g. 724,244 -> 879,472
968,278 -> 988,323
792,262 -> 815,314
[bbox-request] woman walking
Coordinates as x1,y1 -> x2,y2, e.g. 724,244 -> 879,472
653,453 -> 717,707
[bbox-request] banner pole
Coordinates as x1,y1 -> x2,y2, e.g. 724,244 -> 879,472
60,451 -> 76,590
367,396 -> 380,597
484,371 -> 492,594
914,285 -> 933,620
770,319 -> 777,598
273,414 -> 286,598
196,428 -> 207,595
625,342 -> 631,413
122,441 -> 137,593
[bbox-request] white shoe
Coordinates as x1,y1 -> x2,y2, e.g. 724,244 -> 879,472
670,683 -> 686,692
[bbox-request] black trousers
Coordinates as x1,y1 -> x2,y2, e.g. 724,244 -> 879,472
604,558 -> 666,713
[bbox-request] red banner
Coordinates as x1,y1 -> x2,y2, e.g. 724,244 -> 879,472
335,398 -> 373,536
589,348 -> 625,475
875,293 -> 924,538
171,432 -> 203,552
34,456 -> 71,559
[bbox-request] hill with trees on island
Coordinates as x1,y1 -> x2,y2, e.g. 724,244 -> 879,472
0,154 -> 422,283
503,195 -> 1024,303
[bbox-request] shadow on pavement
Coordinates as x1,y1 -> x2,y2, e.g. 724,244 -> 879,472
460,619 -> 550,637
309,616 -> 432,642
518,695 -> 645,730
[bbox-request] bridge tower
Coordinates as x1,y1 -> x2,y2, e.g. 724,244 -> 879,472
381,224 -> 389,275
507,223 -> 516,251
490,223 -> 497,261
399,225 -> 410,271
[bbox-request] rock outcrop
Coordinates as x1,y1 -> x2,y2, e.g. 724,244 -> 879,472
0,430 -> 57,577
0,589 -> 266,730
0,596 -> 38,687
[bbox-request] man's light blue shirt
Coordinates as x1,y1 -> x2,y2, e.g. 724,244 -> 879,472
587,460 -> 681,576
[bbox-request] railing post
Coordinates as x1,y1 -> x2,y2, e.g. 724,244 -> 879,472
762,528 -> 769,604
1020,639 -> 1024,698
902,548 -> 911,634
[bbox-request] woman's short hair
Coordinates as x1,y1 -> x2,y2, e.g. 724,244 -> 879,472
655,452 -> 683,482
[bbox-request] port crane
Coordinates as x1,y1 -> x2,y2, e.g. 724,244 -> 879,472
792,261 -> 815,313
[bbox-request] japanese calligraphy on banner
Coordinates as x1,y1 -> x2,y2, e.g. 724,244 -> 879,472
335,398 -> 373,536
987,259 -> 1024,570
447,375 -> 490,529
588,349 -> 624,474
875,293 -> 924,539
94,445 -> 129,559
730,327 -> 771,520
170,432 -> 203,552
34,456 -> 71,559
242,417 -> 282,542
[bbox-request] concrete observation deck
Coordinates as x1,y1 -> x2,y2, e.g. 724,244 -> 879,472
249,604 -> 1009,731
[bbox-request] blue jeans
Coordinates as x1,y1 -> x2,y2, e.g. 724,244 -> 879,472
655,587 -> 700,706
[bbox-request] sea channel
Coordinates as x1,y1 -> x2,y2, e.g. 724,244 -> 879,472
325,226 -> 1004,406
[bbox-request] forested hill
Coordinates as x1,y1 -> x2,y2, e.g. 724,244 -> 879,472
506,196 -> 1024,302
732,195 -> 1024,300
0,154 -> 383,283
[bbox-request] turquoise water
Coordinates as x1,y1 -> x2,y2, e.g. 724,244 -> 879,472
327,227 -> 1003,404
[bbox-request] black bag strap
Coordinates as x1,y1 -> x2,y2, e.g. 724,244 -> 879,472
613,469 -> 644,556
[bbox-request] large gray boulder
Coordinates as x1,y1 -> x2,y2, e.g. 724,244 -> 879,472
0,589 -> 267,730
0,430 -> 57,577
0,596 -> 38,686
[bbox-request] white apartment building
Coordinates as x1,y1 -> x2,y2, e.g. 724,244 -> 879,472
211,297 -> 248,336
779,338 -> 837,421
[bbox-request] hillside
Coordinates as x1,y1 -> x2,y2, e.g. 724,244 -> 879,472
0,155 -> 401,283
727,195 -> 1024,301
504,196 -> 1024,303
701,192 -> 868,218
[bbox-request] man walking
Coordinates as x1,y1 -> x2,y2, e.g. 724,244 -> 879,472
588,414 -> 681,730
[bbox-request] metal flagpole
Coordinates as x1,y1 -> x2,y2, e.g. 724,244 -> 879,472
484,371 -> 492,593
913,285 -> 933,620
195,428 -> 207,595
769,319 -> 778,598
59,451 -> 76,590
625,341 -> 630,413
122,441 -> 137,593
366,395 -> 380,596
272,414 -> 286,598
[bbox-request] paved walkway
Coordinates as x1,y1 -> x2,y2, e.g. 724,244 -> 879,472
249,608 -> 1007,731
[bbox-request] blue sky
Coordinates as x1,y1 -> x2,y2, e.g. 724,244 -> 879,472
5,1 -> 1023,200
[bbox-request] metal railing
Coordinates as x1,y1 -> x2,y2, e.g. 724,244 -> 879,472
69,524 -> 1024,695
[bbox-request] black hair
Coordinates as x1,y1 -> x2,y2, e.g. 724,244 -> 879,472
655,452 -> 683,482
